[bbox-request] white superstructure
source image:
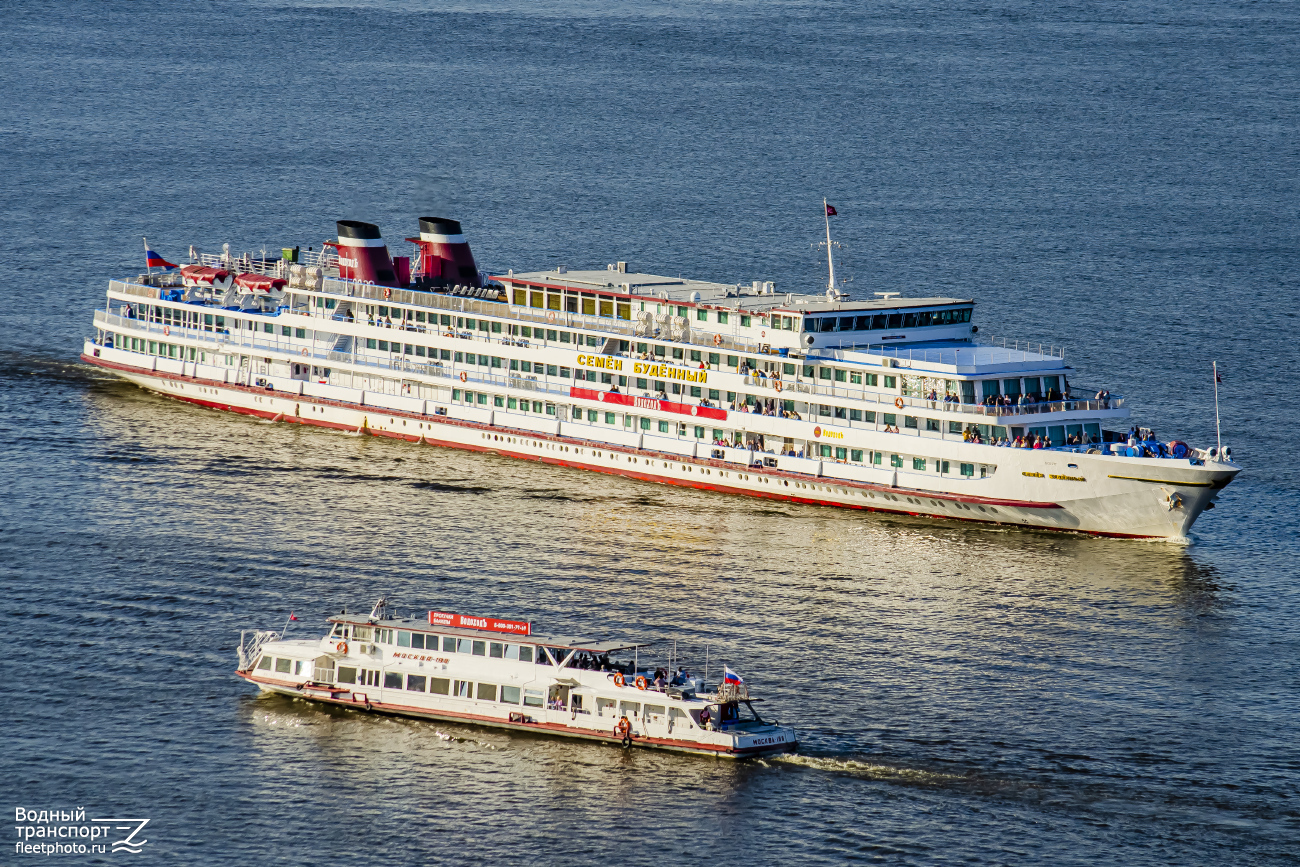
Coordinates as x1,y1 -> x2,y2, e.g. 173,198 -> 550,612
83,216 -> 1240,539
236,598 -> 797,758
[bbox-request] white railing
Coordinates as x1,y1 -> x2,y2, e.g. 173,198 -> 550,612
976,335 -> 1066,359
736,372 -> 1123,416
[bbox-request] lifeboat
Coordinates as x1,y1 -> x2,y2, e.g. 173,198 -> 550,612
181,265 -> 232,290
234,272 -> 288,294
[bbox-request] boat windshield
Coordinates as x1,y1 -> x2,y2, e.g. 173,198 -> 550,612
719,700 -> 764,729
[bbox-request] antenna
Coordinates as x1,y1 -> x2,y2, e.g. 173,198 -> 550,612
1213,361 -> 1222,456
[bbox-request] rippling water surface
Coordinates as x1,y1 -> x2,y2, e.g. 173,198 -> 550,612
2,1 -> 1298,863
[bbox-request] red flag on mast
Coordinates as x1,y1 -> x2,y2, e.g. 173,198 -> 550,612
825,204 -> 838,216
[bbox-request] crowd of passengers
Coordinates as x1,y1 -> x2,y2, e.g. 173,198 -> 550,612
923,386 -> 1112,411
562,653 -> 698,690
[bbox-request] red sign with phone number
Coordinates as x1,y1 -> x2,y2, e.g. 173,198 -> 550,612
429,611 -> 532,636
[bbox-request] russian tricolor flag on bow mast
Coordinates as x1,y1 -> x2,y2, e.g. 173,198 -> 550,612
143,237 -> 177,270
723,665 -> 743,685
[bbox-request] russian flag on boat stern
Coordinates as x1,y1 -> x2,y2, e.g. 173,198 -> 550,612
144,237 -> 177,269
723,666 -> 743,685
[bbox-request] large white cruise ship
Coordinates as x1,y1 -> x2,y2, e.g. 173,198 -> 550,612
83,216 -> 1239,538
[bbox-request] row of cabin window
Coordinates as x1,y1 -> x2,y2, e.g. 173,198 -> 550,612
112,335 -> 205,361
127,305 -> 244,334
454,390 -> 556,415
815,448 -> 981,476
341,668 -> 526,704
804,308 -> 972,334
389,630 -> 538,662
260,657 -> 304,674
904,375 -> 1067,402
512,289 -> 633,319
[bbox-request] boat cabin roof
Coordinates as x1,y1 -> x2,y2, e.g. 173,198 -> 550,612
505,268 -> 968,315
326,614 -> 641,654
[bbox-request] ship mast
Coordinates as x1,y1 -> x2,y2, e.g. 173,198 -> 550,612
823,198 -> 836,293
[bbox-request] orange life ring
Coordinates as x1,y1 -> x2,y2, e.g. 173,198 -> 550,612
459,371 -> 467,383
894,397 -> 904,409
635,676 -> 647,691
383,286 -> 392,300
547,311 -> 556,323
774,381 -> 783,393
614,717 -> 631,737
613,672 -> 625,687
337,641 -> 348,654
760,330 -> 766,339
713,334 -> 722,346
163,326 -> 170,336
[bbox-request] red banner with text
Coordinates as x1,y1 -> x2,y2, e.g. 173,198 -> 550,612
569,387 -> 728,420
429,611 -> 532,636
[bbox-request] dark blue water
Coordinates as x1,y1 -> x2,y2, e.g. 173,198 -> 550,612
3,1 -> 1298,863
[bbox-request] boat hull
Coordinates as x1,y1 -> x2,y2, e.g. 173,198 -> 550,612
83,347 -> 1238,539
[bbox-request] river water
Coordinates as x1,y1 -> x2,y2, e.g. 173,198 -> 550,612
2,0 -> 1298,863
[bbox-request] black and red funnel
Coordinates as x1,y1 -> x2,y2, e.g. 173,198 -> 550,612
335,220 -> 398,286
411,217 -> 481,288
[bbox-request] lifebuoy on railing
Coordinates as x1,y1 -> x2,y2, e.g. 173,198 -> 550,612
163,326 -> 170,337
460,371 -> 467,383
635,676 -> 648,691
547,311 -> 557,323
337,641 -> 348,655
301,348 -> 309,357
383,286 -> 392,300
612,672 -> 625,687
774,381 -> 783,393
713,334 -> 722,346
894,397 -> 905,409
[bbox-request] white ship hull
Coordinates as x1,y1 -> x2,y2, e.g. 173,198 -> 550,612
84,344 -> 1237,539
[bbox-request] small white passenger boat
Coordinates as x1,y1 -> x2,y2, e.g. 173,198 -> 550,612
236,598 -> 798,759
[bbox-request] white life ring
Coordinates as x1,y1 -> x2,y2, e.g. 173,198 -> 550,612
301,348 -> 309,357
